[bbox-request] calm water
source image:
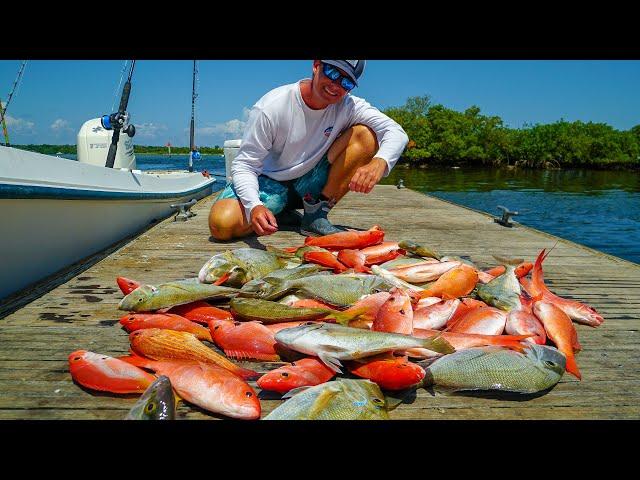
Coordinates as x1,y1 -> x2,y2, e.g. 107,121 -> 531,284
382,165 -> 640,264
60,154 -> 640,264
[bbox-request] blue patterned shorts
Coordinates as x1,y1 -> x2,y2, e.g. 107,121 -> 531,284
215,155 -> 331,215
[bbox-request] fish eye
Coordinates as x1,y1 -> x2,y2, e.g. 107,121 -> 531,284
372,398 -> 384,405
399,309 -> 405,315
128,317 -> 135,322
544,361 -> 556,367
390,297 -> 395,301
281,372 -> 289,377
245,392 -> 253,398
138,298 -> 144,302
73,356 -> 81,361
146,402 -> 157,413
214,326 -> 220,330
101,357 -> 108,360
233,322 -> 241,326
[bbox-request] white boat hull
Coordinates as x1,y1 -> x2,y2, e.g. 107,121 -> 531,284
0,146 -> 217,300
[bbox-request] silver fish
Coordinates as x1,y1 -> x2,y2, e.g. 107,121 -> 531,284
125,376 -> 176,420
274,322 -> 455,372
423,344 -> 566,394
477,264 -> 521,311
264,379 -> 390,420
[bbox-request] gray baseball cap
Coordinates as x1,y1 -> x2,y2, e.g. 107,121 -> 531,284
321,60 -> 366,86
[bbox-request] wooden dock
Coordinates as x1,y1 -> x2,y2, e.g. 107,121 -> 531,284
1,185 -> 638,420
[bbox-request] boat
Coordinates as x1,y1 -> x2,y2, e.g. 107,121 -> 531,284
0,61 -> 216,301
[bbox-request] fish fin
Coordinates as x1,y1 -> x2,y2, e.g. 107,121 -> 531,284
282,386 -> 312,399
565,355 -> 582,380
492,255 -> 525,266
266,245 -> 298,257
307,384 -> 343,418
317,352 -> 343,373
224,349 -> 279,362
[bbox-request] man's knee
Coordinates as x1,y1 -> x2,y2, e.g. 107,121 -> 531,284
208,199 -> 246,240
349,124 -> 378,156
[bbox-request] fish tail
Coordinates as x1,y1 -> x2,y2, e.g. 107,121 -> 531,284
323,306 -> 370,326
565,354 -> 582,380
420,334 -> 455,354
266,245 -> 300,257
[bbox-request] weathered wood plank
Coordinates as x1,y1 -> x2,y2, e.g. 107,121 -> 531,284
1,185 -> 639,420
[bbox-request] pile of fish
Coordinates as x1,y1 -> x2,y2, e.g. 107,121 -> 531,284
68,225 -> 604,420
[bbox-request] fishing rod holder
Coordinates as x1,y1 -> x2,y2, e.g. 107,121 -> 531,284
494,205 -> 518,228
170,199 -> 197,221
100,112 -> 136,137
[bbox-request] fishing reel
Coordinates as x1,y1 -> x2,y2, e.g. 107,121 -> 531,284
101,112 -> 136,137
191,150 -> 201,160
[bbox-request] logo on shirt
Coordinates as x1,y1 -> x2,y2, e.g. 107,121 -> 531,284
324,126 -> 333,137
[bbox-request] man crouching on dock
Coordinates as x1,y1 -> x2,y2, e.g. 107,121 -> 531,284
208,60 -> 409,240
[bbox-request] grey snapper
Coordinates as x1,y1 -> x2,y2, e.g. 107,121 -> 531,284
124,375 -> 176,420
118,279 -> 238,312
198,248 -> 289,286
240,263 -> 327,298
477,263 -> 521,311
253,273 -> 396,307
274,322 -> 455,372
423,344 -> 566,394
264,379 -> 390,420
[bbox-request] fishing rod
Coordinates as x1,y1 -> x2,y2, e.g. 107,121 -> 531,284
101,60 -> 136,168
188,60 -> 201,173
1,60 -> 27,146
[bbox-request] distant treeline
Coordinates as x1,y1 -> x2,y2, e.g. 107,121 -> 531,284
11,144 -> 224,155
383,96 -> 640,169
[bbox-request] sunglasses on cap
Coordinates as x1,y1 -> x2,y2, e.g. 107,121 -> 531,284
321,62 -> 356,92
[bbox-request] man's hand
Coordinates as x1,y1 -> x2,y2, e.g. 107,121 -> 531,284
348,157 -> 387,194
250,205 -> 278,236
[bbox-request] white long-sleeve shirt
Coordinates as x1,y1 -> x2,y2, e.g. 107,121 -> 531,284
231,79 -> 409,220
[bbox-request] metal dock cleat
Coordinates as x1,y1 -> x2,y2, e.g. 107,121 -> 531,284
171,199 -> 197,221
494,205 -> 518,227
397,179 -> 405,189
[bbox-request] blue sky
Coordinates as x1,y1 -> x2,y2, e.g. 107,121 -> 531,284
1,60 -> 639,147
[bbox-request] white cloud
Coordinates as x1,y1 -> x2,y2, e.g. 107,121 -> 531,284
135,122 -> 168,139
193,107 -> 252,144
4,114 -> 36,133
50,118 -> 72,132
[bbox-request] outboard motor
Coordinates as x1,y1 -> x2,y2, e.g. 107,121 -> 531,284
77,118 -> 136,169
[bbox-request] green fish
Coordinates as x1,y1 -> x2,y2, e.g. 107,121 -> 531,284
274,322 -> 455,372
198,248 -> 290,286
398,240 -> 441,260
477,264 -> 521,311
248,273 -> 396,308
264,379 -> 390,420
230,297 -> 359,325
118,279 -> 239,312
240,264 -> 328,298
422,344 -> 566,394
125,376 -> 176,420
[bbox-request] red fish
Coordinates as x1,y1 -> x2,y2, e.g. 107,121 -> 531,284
303,250 -> 349,273
121,355 -> 260,420
505,294 -> 546,344
372,287 -> 413,335
129,328 -> 258,380
117,277 -> 142,295
168,301 -> 233,324
526,249 -> 604,327
304,225 -> 384,250
533,300 -> 582,379
338,291 -> 392,329
419,265 -> 478,299
411,329 -> 533,354
337,249 -> 370,273
413,299 -> 460,330
68,350 -> 155,394
119,313 -> 213,342
448,306 -> 507,335
446,298 -> 489,329
256,358 -> 336,394
360,242 -> 406,265
348,355 -> 425,390
209,319 -> 279,362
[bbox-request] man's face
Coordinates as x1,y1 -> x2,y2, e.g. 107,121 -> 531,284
311,60 -> 352,104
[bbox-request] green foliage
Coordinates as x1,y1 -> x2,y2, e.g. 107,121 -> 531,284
383,96 -> 640,169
